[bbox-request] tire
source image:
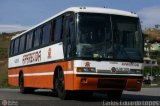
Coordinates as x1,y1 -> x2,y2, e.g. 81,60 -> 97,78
54,69 -> 70,99
52,89 -> 58,97
19,73 -> 34,94
107,90 -> 123,101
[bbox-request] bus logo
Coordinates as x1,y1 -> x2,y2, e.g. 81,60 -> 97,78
2,100 -> 7,106
48,48 -> 52,59
85,62 -> 90,67
111,67 -> 116,73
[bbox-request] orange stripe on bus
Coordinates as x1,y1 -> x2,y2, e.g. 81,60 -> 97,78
8,61 -> 74,90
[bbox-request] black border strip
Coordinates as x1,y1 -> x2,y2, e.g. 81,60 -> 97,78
76,74 -> 143,78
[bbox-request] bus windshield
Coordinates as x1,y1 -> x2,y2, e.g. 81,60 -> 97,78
76,13 -> 143,62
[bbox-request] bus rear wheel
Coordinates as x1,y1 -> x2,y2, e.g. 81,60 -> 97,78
54,70 -> 70,99
19,74 -> 34,94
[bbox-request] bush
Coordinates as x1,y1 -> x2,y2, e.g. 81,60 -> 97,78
143,66 -> 160,76
0,60 -> 8,88
0,71 -> 8,88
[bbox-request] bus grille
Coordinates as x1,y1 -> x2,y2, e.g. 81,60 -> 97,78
97,79 -> 127,89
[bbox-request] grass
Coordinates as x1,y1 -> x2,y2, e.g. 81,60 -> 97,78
0,40 -> 10,48
0,59 -> 19,89
0,70 -> 8,88
0,35 -> 13,88
0,48 -> 8,59
0,60 -> 8,88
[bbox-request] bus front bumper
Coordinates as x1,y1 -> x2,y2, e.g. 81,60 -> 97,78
73,74 -> 143,91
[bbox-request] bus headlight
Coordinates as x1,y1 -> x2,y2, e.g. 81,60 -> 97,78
130,69 -> 142,74
77,67 -> 96,72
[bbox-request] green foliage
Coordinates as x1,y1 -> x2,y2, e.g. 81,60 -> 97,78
0,41 -> 10,47
0,61 -> 8,88
143,67 -> 151,75
149,51 -> 160,64
0,31 -> 22,88
143,66 -> 160,87
0,71 -> 8,88
143,66 -> 160,76
157,58 -> 160,65
0,48 -> 8,59
146,36 -> 157,43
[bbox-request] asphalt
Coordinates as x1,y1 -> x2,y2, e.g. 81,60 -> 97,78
0,88 -> 160,106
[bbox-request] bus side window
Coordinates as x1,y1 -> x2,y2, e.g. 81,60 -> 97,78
14,38 -> 20,54
34,28 -> 41,47
54,16 -> 63,41
42,22 -> 52,45
26,31 -> 33,50
50,20 -> 55,42
19,35 -> 26,53
62,15 -> 69,39
10,40 -> 15,56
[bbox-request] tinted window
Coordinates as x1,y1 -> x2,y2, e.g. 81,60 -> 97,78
19,35 -> 26,52
26,32 -> 33,50
54,17 -> 63,41
50,21 -> 55,42
112,15 -> 142,60
34,28 -> 42,47
14,38 -> 20,54
42,22 -> 51,45
63,13 -> 75,58
10,40 -> 14,56
76,13 -> 112,59
62,18 -> 69,38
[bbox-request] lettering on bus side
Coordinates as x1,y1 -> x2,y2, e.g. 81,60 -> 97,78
14,58 -> 19,63
22,50 -> 41,64
121,62 -> 139,67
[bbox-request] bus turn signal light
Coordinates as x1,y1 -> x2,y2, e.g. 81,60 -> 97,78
77,67 -> 96,72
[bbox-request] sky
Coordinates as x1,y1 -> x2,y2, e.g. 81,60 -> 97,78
0,0 -> 160,32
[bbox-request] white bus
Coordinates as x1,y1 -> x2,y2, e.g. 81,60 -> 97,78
8,7 -> 143,100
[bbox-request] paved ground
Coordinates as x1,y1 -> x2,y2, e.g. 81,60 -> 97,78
0,88 -> 160,106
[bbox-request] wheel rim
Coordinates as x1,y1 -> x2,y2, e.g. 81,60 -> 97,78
55,71 -> 64,92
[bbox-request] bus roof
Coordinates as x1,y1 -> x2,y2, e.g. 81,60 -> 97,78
11,7 -> 138,40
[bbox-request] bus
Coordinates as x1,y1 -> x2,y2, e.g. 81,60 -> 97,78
8,7 -> 144,100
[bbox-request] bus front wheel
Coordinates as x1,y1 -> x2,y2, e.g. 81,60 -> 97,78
54,70 -> 70,99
